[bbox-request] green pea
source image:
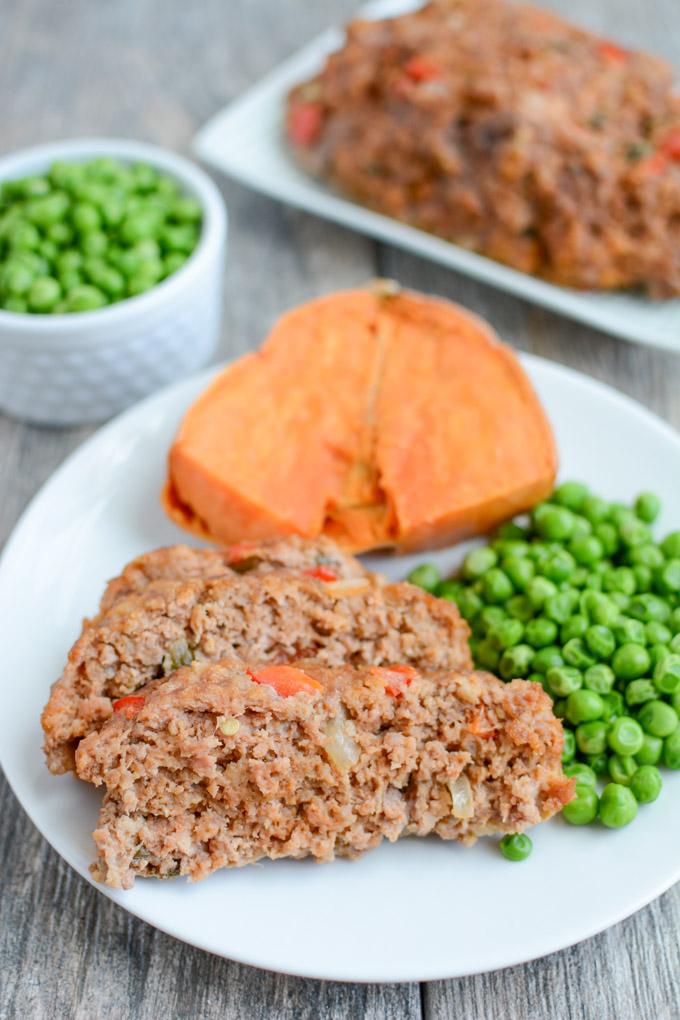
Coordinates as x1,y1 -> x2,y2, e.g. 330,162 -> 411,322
570,567 -> 589,588
499,833 -> 532,862
524,616 -> 557,648
646,621 -> 672,645
132,162 -> 159,192
65,283 -> 107,312
7,220 -> 41,250
531,645 -> 564,674
672,634 -> 680,654
496,521 -> 527,542
624,679 -> 657,707
653,654 -> 680,695
629,544 -> 664,570
562,728 -> 576,764
544,590 -> 579,624
564,762 -> 597,786
506,595 -> 535,622
81,231 -> 108,257
634,492 -> 661,524
566,689 -> 604,725
638,700 -> 678,738
1,260 -> 33,295
407,563 -> 441,592
561,615 -> 589,644
498,644 -> 534,680
580,591 -> 619,627
608,715 -> 644,756
2,295 -> 27,312
583,663 -> 615,694
463,548 -> 497,579
436,580 -> 462,603
662,727 -> 680,769
49,160 -> 86,190
576,719 -> 608,755
610,592 -> 631,612
534,505 -> 574,541
56,249 -> 83,274
562,638 -> 596,670
475,638 -> 500,671
493,538 -> 531,560
630,764 -> 662,804
481,569 -> 514,604
161,223 -> 198,253
657,560 -> 680,596
671,608 -> 680,634
632,566 -> 652,593
631,595 -> 671,626
609,504 -> 636,528
613,618 -> 647,647
594,522 -> 619,557
478,605 -> 505,628
661,532 -> 680,559
586,752 -> 610,775
163,251 -> 188,277
120,210 -> 162,245
584,573 -> 603,591
527,672 -> 545,686
584,625 -> 615,660
27,276 -> 61,313
19,175 -> 50,198
608,754 -> 638,786
526,576 -> 557,609
581,494 -> 609,524
72,202 -> 101,233
603,567 -> 637,596
619,519 -> 652,548
547,666 -> 583,698
569,535 -> 604,566
599,783 -> 638,828
170,196 -> 202,223
635,733 -> 663,766
600,691 -> 624,722
553,698 -> 567,719
488,618 -> 524,650
100,195 -> 126,228
571,515 -> 593,539
649,644 -> 670,671
612,643 -> 650,681
26,191 -> 69,227
562,781 -> 599,826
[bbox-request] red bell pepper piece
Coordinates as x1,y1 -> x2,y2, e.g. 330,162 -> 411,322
660,129 -> 680,161
373,664 -> 419,697
303,565 -> 338,582
112,695 -> 146,719
287,101 -> 324,146
597,40 -> 628,63
247,664 -> 324,696
404,55 -> 442,82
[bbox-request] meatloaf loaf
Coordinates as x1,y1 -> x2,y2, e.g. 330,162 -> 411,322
76,660 -> 573,888
100,536 -> 366,614
42,572 -> 471,773
287,0 -> 680,295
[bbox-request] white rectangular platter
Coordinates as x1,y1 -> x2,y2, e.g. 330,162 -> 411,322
194,0 -> 680,353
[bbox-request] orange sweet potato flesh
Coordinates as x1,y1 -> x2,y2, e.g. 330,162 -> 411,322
163,285 -> 557,552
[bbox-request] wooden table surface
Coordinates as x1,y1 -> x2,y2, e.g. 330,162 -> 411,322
2,1 -> 680,1016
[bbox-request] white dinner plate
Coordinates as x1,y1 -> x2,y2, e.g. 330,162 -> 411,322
194,0 -> 680,353
2,354 -> 680,983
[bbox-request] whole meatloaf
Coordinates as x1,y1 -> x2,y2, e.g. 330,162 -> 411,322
287,0 -> 680,295
42,572 -> 470,773
99,536 -> 366,613
75,660 -> 574,888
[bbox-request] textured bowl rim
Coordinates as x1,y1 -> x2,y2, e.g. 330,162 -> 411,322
0,137 -> 227,343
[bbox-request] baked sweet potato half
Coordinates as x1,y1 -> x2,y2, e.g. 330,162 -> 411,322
163,285 -> 557,552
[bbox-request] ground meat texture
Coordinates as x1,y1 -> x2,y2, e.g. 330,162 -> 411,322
75,661 -> 574,888
99,536 -> 366,613
42,573 -> 470,774
287,0 -> 680,296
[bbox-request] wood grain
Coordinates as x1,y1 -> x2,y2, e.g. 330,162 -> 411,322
0,0 -> 679,1017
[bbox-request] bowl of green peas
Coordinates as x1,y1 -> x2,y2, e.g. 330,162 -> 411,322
0,138 -> 227,425
407,482 -> 680,856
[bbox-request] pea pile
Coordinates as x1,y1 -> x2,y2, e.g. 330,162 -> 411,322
408,483 -> 680,858
0,157 -> 202,314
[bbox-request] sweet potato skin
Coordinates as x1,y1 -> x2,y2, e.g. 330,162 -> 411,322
164,286 -> 557,552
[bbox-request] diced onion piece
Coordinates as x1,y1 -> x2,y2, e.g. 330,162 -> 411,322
217,716 -> 240,737
449,774 -> 474,819
323,706 -> 360,771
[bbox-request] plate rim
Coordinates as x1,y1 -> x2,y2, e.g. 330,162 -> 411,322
2,351 -> 680,983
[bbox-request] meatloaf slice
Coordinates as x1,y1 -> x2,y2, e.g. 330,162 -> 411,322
287,0 -> 680,295
42,573 -> 470,774
75,660 -> 573,888
99,536 -> 366,613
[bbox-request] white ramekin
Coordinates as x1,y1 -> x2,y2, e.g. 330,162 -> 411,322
0,138 -> 227,426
